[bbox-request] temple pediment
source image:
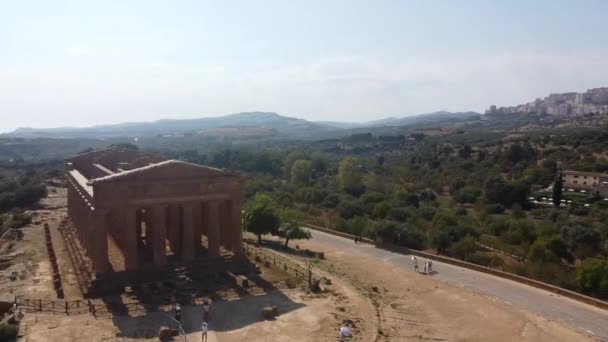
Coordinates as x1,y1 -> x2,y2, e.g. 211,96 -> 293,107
89,160 -> 239,184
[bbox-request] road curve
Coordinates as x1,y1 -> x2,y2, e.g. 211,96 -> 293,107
309,230 -> 608,340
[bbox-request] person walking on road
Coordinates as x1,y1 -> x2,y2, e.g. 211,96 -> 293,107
412,256 -> 418,272
175,303 -> 182,322
202,300 -> 211,322
201,321 -> 208,342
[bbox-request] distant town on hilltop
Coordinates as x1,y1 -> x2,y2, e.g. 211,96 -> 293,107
487,87 -> 608,116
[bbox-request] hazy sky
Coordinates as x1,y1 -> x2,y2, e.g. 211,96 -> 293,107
1,0 -> 608,132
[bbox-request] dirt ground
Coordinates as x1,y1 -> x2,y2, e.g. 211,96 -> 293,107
277,234 -> 594,342
10,185 -> 373,342
0,215 -> 58,302
0,184 -> 82,302
20,289 -> 348,342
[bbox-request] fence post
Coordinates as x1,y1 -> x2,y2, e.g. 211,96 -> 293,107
308,265 -> 312,288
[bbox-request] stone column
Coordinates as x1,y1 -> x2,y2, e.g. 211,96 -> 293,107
220,201 -> 234,252
167,204 -> 181,254
136,209 -> 143,248
148,205 -> 167,267
123,208 -> 139,271
181,202 -> 196,261
80,201 -> 92,253
230,197 -> 244,257
192,202 -> 203,249
67,185 -> 74,219
89,209 -> 110,274
200,202 -> 209,236
206,201 -> 221,258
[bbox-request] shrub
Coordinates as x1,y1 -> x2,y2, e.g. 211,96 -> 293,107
485,204 -> 505,214
429,228 -> 451,253
337,198 -> 365,219
448,235 -> 478,260
388,207 -> 409,222
371,202 -> 391,219
576,258 -> 608,298
295,187 -> 327,204
361,192 -> 386,204
454,186 -> 481,204
376,221 -> 426,250
484,216 -> 510,236
0,323 -> 18,340
418,206 -> 437,221
321,193 -> 340,208
8,211 -> 32,228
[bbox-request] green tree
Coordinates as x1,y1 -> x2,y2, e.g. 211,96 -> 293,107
290,159 -> 313,185
458,145 -> 472,159
277,209 -> 311,247
448,235 -> 478,260
284,150 -> 308,178
244,194 -> 280,243
552,171 -> 563,207
576,258 -> 608,298
429,229 -> 451,254
337,157 -> 364,196
371,202 -> 391,219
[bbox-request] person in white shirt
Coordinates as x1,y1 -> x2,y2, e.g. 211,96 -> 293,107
412,256 -> 418,272
175,303 -> 182,322
201,321 -> 208,342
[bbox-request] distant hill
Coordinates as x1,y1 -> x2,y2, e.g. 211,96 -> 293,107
6,110 -> 483,140
361,111 -> 480,127
8,112 -> 336,139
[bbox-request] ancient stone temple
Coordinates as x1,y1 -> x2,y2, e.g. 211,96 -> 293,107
65,146 -> 244,277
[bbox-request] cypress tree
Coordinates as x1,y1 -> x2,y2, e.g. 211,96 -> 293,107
552,171 -> 563,207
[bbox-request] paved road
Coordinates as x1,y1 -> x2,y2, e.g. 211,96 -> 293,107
310,230 -> 608,340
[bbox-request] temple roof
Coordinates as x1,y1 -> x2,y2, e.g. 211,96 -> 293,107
88,159 -> 239,184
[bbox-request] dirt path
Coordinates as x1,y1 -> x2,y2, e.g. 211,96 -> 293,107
282,232 -> 597,342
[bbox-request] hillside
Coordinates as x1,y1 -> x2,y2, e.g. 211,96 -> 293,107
8,112 -> 336,139
6,111 -> 486,140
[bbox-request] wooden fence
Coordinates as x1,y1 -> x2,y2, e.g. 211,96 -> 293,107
243,243 -> 316,287
15,297 -> 92,315
14,296 -> 152,318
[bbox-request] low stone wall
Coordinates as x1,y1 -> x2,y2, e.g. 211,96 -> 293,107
304,224 -> 375,244
304,224 -> 608,311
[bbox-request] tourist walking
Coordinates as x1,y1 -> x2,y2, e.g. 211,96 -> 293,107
175,303 -> 182,322
412,256 -> 418,272
201,321 -> 208,342
339,326 -> 352,341
202,299 -> 211,322
428,260 -> 433,273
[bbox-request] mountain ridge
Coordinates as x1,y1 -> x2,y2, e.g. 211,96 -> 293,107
6,110 -> 481,139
